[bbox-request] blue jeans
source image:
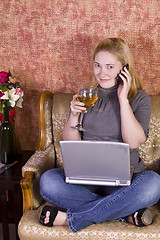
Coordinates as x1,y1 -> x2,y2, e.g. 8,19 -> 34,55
40,169 -> 160,232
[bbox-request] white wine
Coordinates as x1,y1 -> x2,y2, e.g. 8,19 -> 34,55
77,94 -> 98,108
71,87 -> 98,131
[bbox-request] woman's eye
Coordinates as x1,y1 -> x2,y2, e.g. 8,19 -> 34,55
108,65 -> 113,69
95,63 -> 100,68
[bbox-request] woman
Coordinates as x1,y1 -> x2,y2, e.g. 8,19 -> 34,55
39,38 -> 160,232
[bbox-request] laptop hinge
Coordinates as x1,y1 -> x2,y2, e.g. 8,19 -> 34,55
66,177 -> 130,186
116,180 -> 131,186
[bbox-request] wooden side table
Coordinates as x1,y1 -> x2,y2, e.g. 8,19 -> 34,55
0,151 -> 34,240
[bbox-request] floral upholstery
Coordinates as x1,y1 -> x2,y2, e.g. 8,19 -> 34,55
18,92 -> 160,240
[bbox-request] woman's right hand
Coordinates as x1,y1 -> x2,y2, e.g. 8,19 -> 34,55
70,94 -> 87,116
62,94 -> 85,140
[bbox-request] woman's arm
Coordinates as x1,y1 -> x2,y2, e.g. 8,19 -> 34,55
117,67 -> 146,149
119,98 -> 146,149
62,94 -> 86,140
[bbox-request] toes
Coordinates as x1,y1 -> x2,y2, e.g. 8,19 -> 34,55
134,212 -> 139,225
46,211 -> 50,218
44,211 -> 50,224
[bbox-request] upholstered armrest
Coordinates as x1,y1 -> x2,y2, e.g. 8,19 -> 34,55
20,144 -> 55,212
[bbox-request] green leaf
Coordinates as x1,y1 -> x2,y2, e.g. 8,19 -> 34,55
0,103 -> 4,114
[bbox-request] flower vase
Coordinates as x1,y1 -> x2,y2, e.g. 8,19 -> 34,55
0,103 -> 14,164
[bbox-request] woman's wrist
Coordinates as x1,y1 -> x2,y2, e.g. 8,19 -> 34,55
70,110 -> 77,116
69,112 -> 79,125
70,111 -> 79,118
119,97 -> 129,105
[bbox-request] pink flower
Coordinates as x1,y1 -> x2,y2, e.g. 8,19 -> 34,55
0,71 -> 9,83
15,87 -> 24,97
0,91 -> 4,101
8,76 -> 17,84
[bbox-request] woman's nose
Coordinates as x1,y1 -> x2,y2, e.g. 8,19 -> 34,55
100,67 -> 108,76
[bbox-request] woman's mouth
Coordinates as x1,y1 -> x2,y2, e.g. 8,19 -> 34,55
100,78 -> 110,82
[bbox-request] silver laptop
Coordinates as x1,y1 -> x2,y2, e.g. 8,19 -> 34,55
60,140 -> 131,186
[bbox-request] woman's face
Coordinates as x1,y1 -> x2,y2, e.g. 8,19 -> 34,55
93,51 -> 123,88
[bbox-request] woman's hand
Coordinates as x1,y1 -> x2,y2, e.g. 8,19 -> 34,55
70,94 -> 87,116
117,66 -> 132,101
62,94 -> 87,140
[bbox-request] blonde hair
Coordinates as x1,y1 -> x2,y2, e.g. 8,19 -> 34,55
92,38 -> 143,99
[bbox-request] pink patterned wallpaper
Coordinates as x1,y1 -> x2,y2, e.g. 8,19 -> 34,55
0,0 -> 159,150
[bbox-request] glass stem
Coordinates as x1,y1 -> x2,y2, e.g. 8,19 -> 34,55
79,112 -> 84,126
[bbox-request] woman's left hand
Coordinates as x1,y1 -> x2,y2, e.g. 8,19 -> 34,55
117,66 -> 132,101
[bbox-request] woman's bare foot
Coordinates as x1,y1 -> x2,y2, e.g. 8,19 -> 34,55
53,211 -> 68,226
126,208 -> 158,226
128,212 -> 139,225
44,210 -> 68,226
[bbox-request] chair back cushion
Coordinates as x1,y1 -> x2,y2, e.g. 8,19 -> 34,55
139,95 -> 160,173
52,93 -> 73,167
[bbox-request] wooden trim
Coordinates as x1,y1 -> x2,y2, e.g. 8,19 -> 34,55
38,91 -> 53,150
20,171 -> 34,213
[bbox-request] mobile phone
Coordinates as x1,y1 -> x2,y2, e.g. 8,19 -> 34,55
116,64 -> 129,85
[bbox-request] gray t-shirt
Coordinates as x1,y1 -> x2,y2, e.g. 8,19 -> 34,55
82,84 -> 151,173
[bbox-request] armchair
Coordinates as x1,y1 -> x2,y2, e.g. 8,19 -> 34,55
18,91 -> 160,240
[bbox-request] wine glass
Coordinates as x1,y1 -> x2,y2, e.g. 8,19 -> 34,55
71,86 -> 98,131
